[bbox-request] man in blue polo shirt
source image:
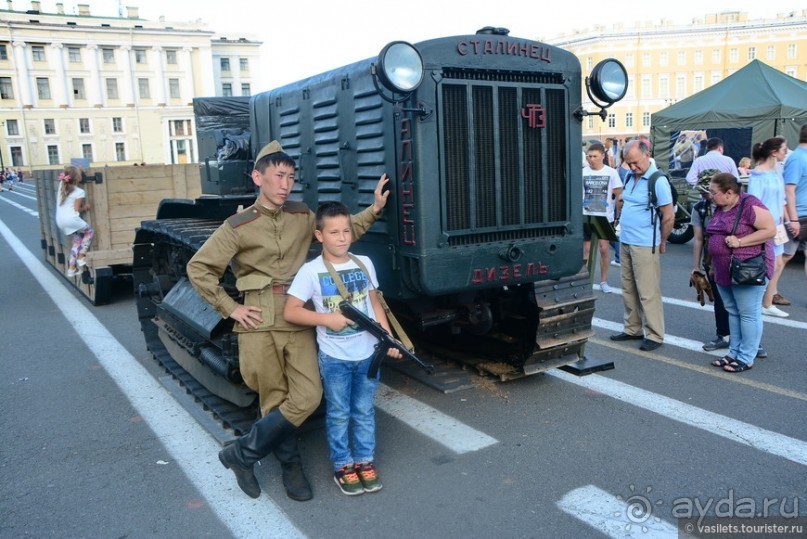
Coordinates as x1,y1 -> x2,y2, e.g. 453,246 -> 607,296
782,123 -> 807,279
610,140 -> 675,351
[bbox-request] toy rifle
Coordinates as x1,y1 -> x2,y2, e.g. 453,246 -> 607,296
338,300 -> 434,378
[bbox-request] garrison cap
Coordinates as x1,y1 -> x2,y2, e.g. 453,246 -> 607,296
255,140 -> 284,163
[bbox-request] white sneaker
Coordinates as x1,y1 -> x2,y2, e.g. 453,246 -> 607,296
67,268 -> 79,278
600,282 -> 614,293
77,257 -> 87,268
762,305 -> 789,318
610,260 -> 621,267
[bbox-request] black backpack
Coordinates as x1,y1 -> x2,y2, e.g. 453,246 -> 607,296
626,170 -> 677,253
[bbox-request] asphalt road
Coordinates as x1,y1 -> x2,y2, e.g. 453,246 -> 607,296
1,180 -> 805,539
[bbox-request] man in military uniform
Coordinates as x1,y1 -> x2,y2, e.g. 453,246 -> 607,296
187,141 -> 390,501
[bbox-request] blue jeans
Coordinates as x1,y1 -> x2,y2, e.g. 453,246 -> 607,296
318,351 -> 379,470
716,283 -> 767,365
610,240 -> 620,263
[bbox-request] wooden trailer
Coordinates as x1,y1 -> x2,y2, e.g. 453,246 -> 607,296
36,165 -> 201,305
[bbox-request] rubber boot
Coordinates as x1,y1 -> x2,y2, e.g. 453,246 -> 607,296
273,433 -> 313,501
218,409 -> 295,498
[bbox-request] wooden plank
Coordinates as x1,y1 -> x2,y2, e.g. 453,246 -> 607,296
86,174 -> 112,251
108,190 -> 176,207
106,177 -> 177,194
86,248 -> 132,266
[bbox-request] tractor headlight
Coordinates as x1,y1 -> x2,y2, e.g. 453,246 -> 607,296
588,59 -> 628,104
375,41 -> 424,94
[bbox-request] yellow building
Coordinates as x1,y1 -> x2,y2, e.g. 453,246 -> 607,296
547,10 -> 807,141
0,1 -> 261,170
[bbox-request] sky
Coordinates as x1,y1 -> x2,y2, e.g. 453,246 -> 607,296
25,1 -> 807,89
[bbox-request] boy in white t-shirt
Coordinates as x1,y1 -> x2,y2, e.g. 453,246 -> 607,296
582,142 -> 623,292
285,201 -> 399,496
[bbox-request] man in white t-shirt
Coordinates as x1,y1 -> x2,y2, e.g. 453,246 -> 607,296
582,142 -> 623,293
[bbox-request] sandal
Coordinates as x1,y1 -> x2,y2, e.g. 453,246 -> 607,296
711,356 -> 734,368
723,361 -> 752,373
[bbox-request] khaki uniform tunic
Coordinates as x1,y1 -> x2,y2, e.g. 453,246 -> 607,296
187,201 -> 378,424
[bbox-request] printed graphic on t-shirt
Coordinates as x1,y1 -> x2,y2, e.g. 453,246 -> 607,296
583,173 -> 610,216
318,267 -> 371,336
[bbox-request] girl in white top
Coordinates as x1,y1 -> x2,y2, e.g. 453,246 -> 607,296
55,165 -> 94,277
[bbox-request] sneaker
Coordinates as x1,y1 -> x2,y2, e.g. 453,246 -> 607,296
756,347 -> 768,359
610,260 -> 621,267
762,305 -> 789,318
77,257 -> 87,268
355,461 -> 382,493
772,293 -> 791,306
333,464 -> 364,496
600,282 -> 614,293
67,268 -> 79,278
702,336 -> 730,351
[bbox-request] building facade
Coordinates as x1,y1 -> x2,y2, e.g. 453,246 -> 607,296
0,1 -> 261,170
547,10 -> 807,141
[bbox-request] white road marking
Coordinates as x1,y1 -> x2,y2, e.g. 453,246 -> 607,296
0,195 -> 38,217
594,283 -> 807,330
0,218 -> 305,539
375,384 -> 498,454
548,369 -> 807,466
1,188 -> 37,201
592,317 -> 726,356
557,485 -> 678,538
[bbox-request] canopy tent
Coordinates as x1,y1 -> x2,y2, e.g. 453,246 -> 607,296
650,60 -> 807,174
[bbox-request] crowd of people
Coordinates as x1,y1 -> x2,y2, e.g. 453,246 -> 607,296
583,125 -> 807,374
0,168 -> 25,191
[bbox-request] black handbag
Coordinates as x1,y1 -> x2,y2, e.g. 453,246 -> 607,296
728,198 -> 766,286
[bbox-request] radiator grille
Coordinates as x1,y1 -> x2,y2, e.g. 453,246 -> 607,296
441,72 -> 569,246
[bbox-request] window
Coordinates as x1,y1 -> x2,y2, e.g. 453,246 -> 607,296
786,67 -> 797,78
106,78 -> 118,99
241,83 -> 251,96
166,49 -> 177,64
677,51 -> 685,65
240,57 -> 249,72
171,119 -> 191,137
102,48 -> 115,63
36,77 -> 51,99
730,48 -> 738,62
748,47 -> 756,60
607,113 -> 615,128
169,78 -> 180,99
676,75 -> 686,97
659,76 -> 669,97
712,49 -> 720,64
72,78 -> 86,99
220,57 -> 230,71
642,112 -> 651,127
138,78 -> 150,99
767,46 -> 775,61
659,52 -> 668,67
587,116 -> 594,130
624,53 -> 634,67
44,119 -> 56,135
694,50 -> 703,65
31,45 -> 45,62
642,52 -> 651,67
82,144 -> 93,161
694,75 -> 704,92
112,117 -> 123,132
627,76 -> 635,98
788,44 -> 797,59
47,145 -> 60,165
11,146 -> 24,167
134,48 -> 147,64
711,72 -> 721,85
68,47 -> 81,63
0,44 -> 7,60
222,83 -> 232,96
585,57 -> 592,71
641,76 -> 651,98
6,119 -> 19,136
625,112 -> 633,128
115,142 -> 126,161
0,76 -> 13,99
79,118 -> 90,134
